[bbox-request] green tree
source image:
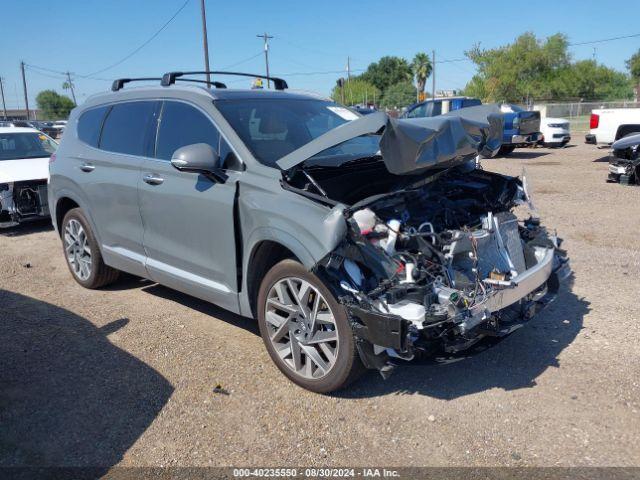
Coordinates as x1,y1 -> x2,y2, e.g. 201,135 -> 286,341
36,90 -> 75,119
411,52 -> 432,96
379,81 -> 416,109
464,32 -> 633,102
360,56 -> 412,93
627,49 -> 640,99
331,78 -> 380,106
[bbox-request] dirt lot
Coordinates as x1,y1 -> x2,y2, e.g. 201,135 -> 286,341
1,142 -> 639,468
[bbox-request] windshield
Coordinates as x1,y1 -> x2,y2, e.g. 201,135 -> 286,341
215,98 -> 381,168
0,132 -> 57,161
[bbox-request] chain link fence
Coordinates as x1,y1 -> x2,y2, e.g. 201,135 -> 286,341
533,101 -> 640,134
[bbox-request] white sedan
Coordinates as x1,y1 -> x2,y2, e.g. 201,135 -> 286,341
0,127 -> 57,227
539,117 -> 571,147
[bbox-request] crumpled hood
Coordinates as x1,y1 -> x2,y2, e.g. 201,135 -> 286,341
0,157 -> 50,184
380,105 -> 503,174
612,133 -> 640,150
276,104 -> 503,175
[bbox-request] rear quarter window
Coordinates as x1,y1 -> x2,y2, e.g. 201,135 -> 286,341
77,106 -> 108,147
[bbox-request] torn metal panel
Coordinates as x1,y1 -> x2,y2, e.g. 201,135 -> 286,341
276,105 -> 503,175
379,105 -> 503,175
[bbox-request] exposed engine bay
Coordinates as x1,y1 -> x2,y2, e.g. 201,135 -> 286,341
309,168 -> 569,373
0,181 -> 50,227
279,107 -> 570,376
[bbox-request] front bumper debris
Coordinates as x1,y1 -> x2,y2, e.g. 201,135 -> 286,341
511,132 -> 541,144
0,181 -> 50,227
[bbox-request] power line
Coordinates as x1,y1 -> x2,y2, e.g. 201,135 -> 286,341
569,32 -> 640,46
26,64 -> 112,82
85,0 -> 191,77
435,57 -> 469,64
221,51 -> 263,70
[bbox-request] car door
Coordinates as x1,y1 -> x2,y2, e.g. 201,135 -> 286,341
138,100 -> 241,312
74,100 -> 157,277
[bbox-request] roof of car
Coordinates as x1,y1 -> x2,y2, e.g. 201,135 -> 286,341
420,96 -> 478,103
0,127 -> 40,134
85,84 -> 324,105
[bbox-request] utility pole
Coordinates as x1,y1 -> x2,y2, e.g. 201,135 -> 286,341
431,50 -> 436,100
200,0 -> 211,87
66,71 -> 77,105
257,32 -> 273,88
347,56 -> 351,81
0,77 -> 7,119
20,61 -> 30,120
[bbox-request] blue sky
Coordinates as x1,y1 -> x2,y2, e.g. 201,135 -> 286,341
1,0 -> 639,109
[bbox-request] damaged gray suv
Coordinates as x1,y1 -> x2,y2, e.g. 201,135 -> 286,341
49,72 -> 570,393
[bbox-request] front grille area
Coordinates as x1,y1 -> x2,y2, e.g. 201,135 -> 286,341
495,212 -> 526,274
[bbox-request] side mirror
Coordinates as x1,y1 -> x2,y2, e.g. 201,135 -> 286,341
170,143 -> 227,183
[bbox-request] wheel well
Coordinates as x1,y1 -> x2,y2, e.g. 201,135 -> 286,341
247,241 -> 298,318
616,125 -> 640,140
55,197 -> 79,235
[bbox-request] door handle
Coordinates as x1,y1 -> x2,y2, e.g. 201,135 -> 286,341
80,163 -> 95,172
143,174 -> 164,185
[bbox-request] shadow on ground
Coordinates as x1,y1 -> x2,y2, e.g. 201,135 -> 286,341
0,289 -> 173,469
592,155 -> 611,163
504,151 -> 550,160
340,283 -> 589,399
142,283 -> 259,335
102,273 -> 587,401
0,220 -> 53,237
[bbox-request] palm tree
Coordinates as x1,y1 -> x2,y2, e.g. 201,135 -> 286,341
411,52 -> 433,99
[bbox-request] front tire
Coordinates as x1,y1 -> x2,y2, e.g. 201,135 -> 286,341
257,259 -> 364,393
61,208 -> 119,289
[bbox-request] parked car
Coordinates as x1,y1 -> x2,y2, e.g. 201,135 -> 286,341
539,117 -> 571,147
351,105 -> 377,115
49,72 -> 569,393
585,108 -> 640,145
0,127 -> 57,227
402,98 -> 542,156
607,132 -> 640,185
50,120 -> 67,138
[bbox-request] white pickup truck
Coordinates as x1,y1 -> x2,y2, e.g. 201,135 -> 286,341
585,108 -> 640,145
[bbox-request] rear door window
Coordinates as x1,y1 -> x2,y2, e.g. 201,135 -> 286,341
78,106 -> 109,147
425,101 -> 442,116
99,101 -> 156,156
406,104 -> 426,118
155,101 -> 221,161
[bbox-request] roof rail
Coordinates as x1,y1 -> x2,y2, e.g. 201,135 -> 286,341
161,71 -> 288,90
112,77 -> 162,92
173,78 -> 228,89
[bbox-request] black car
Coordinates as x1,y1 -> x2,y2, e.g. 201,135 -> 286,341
608,133 -> 640,185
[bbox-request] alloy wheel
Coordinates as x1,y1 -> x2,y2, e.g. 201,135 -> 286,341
64,219 -> 92,281
265,277 -> 339,380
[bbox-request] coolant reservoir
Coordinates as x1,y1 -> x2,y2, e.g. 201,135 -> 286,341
352,208 -> 376,234
386,300 -> 426,328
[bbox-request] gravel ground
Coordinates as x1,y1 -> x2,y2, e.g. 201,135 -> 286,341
1,142 -> 639,468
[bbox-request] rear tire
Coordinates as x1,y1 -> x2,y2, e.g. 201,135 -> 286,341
498,145 -> 516,156
257,259 -> 365,393
61,208 -> 119,289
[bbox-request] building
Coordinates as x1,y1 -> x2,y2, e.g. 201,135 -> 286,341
1,108 -> 44,120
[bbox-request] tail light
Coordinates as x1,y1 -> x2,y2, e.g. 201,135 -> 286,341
590,113 -> 599,129
49,153 -> 56,164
